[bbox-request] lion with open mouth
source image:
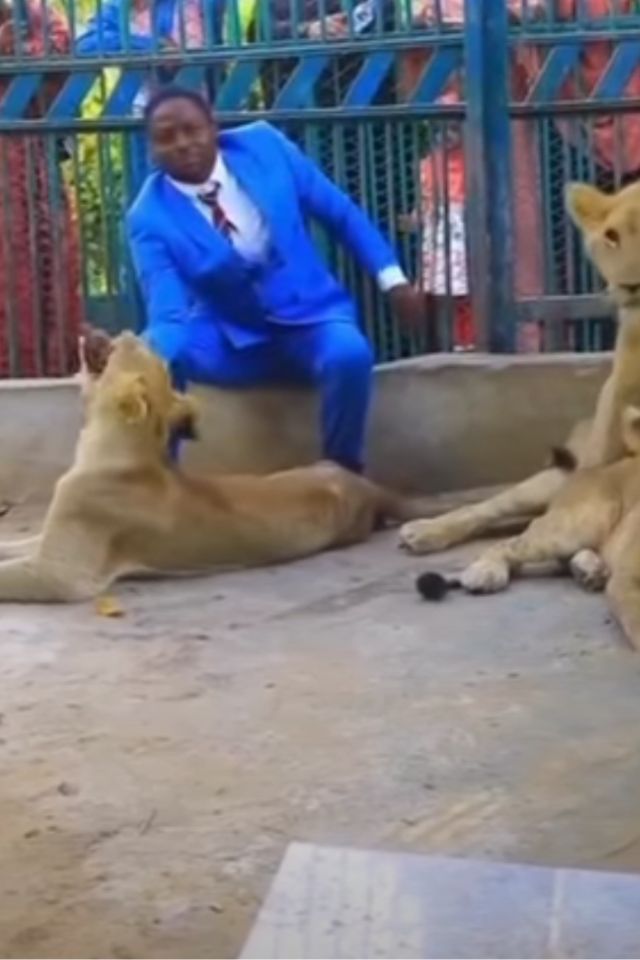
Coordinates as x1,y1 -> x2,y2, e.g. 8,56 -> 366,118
0,332 -> 430,603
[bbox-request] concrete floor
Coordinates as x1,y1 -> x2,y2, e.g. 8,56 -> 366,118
2,501 -> 640,959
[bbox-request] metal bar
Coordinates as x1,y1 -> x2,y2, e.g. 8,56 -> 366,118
69,133 -> 90,311
409,48 -> 461,105
464,0 -> 515,353
274,56 -> 331,109
102,70 -> 147,117
47,73 -> 101,120
592,41 -> 640,99
383,119 -> 402,361
173,65 -> 207,90
2,95 -> 640,132
3,17 -> 640,72
216,60 -> 261,111
517,295 -> 613,322
0,104 -> 468,135
343,52 -> 394,108
355,121 -> 376,349
0,34 -> 465,76
511,98 -> 640,116
0,137 -> 20,376
361,124 -> 382,356
24,135 -> 44,377
0,75 -> 44,119
526,46 -> 579,103
464,1 -> 490,353
486,0 -> 515,354
46,135 -> 66,375
510,21 -> 640,43
0,15 -> 636,71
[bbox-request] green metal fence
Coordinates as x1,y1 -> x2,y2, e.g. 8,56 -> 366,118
1,0 -> 639,377
0,0 -> 470,377
504,0 -> 640,353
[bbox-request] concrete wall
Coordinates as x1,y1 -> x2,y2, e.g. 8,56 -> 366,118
0,352 -> 609,501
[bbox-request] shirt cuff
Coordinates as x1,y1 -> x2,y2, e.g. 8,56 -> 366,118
377,265 -> 408,293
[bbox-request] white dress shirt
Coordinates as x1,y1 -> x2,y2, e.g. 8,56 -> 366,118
169,153 -> 407,291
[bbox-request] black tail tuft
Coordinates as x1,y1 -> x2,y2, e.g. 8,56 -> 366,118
550,445 -> 577,472
416,571 -> 458,601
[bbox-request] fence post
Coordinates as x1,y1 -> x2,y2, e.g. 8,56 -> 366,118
464,0 -> 516,352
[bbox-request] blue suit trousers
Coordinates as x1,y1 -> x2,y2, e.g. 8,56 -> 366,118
169,319 -> 374,473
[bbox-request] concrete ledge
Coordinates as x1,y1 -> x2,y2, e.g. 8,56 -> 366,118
0,352 -> 610,500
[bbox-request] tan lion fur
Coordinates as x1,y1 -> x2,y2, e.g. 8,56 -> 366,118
399,179 -> 640,556
421,404 -> 640,651
0,332 -> 432,603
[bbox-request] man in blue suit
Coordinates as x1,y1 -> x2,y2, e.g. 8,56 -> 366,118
122,86 -> 423,472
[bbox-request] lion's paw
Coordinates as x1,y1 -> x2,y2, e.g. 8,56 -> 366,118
460,557 -> 510,594
569,549 -> 608,593
398,519 -> 456,555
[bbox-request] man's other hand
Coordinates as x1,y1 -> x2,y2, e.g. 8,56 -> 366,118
387,283 -> 426,333
80,326 -> 113,375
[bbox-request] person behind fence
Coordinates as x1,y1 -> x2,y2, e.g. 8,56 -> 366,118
114,86 -> 424,472
398,0 -> 548,353
76,0 -> 225,199
0,0 -> 84,377
399,0 -> 640,353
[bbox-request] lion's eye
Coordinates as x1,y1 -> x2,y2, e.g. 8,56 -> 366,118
604,228 -> 620,247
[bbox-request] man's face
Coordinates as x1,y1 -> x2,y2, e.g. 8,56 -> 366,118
148,97 -> 217,184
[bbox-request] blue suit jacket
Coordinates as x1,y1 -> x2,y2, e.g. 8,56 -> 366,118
126,121 -> 400,361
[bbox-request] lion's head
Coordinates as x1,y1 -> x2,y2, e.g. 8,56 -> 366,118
89,332 -> 199,447
566,180 -> 640,309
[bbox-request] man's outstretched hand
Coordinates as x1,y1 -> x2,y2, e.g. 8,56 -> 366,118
387,283 -> 427,334
79,288 -> 427,372
80,326 -> 113,375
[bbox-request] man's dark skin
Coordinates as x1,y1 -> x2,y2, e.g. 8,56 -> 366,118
84,99 -> 427,369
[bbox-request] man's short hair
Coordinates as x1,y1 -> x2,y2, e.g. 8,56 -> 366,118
143,85 -> 213,125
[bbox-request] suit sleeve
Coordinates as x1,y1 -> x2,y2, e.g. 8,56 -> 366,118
127,220 -> 192,365
270,126 -> 404,281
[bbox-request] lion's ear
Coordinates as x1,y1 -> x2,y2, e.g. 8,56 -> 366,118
114,373 -> 149,424
565,182 -> 613,232
169,392 -> 200,440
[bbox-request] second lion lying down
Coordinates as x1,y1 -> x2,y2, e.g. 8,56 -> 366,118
399,179 -> 640,557
417,404 -> 640,651
0,332 -> 430,603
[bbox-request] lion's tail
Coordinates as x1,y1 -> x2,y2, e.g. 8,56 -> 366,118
415,570 -> 462,601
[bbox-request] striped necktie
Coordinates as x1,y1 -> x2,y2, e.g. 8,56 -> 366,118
197,183 -> 236,239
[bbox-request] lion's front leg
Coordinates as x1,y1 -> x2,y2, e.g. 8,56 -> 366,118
602,509 -> 640,651
0,556 -> 87,602
578,376 -> 624,469
0,535 -> 42,561
606,574 -> 640,652
458,504 -> 608,595
399,466 -> 567,556
0,526 -> 112,603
